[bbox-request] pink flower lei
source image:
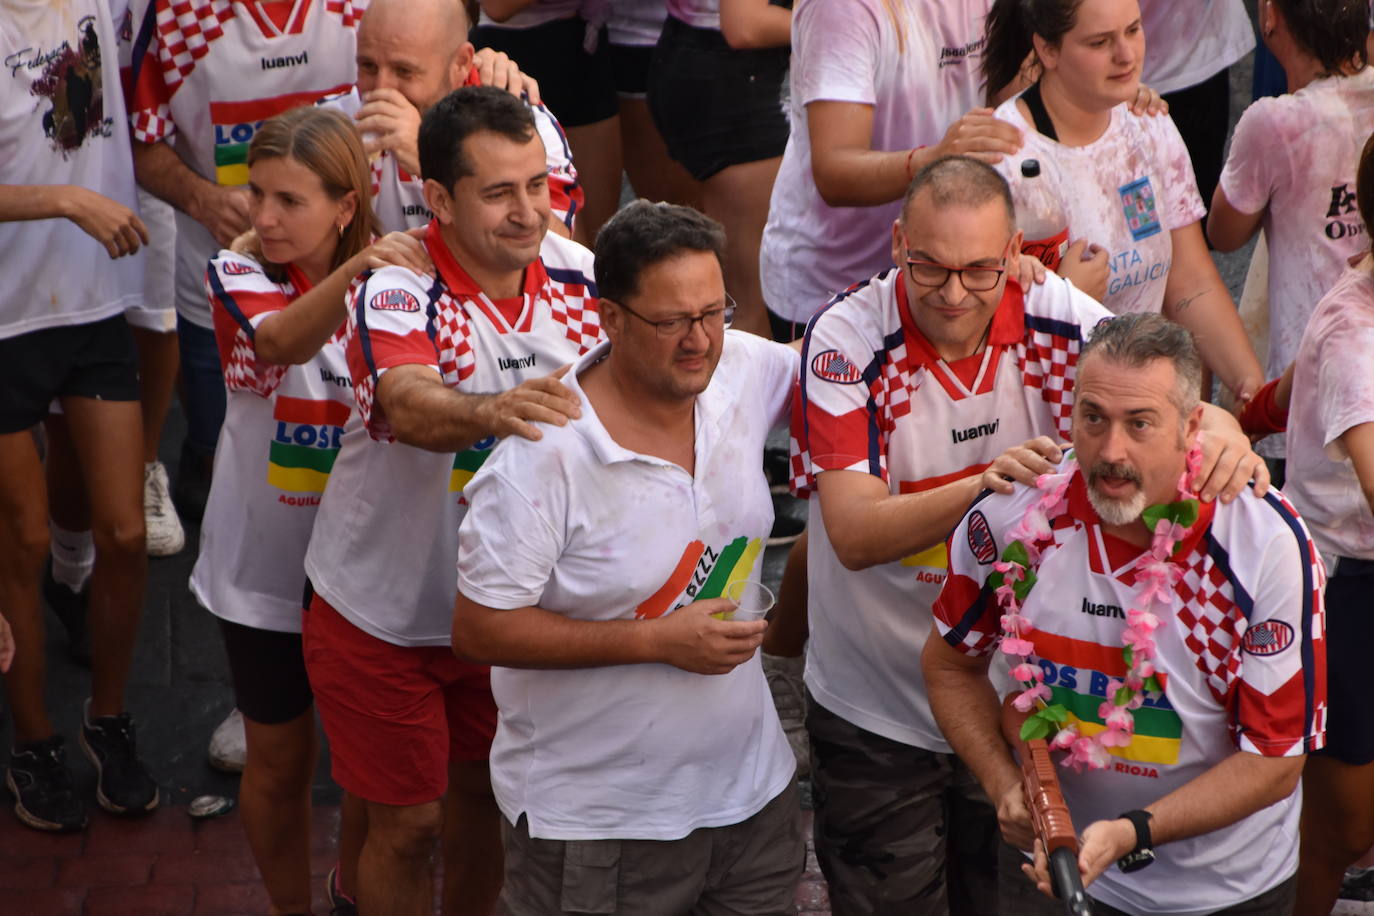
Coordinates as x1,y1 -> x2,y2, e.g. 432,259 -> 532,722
994,438 -> 1204,772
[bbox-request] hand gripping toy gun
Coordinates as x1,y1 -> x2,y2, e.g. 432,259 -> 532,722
1002,694 -> 1094,916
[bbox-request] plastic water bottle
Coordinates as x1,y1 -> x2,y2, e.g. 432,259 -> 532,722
1014,159 -> 1069,272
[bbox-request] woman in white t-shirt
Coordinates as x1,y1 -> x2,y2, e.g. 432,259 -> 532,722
1209,0 -> 1373,465
1283,132 -> 1374,916
983,0 -> 1263,403
193,106 -> 429,916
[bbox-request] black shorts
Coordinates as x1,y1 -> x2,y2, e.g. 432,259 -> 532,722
647,15 -> 789,181
471,17 -> 619,127
0,315 -> 140,434
608,42 -> 652,97
1315,557 -> 1374,765
218,617 -> 314,726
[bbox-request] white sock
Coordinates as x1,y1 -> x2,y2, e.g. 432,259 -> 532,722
49,521 -> 93,592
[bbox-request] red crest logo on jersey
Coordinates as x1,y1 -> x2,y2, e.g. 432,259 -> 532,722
222,260 -> 257,276
967,510 -> 996,565
370,289 -> 421,313
1241,619 -> 1293,656
811,349 -> 863,384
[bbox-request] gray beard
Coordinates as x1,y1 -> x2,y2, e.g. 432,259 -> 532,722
1087,484 -> 1148,527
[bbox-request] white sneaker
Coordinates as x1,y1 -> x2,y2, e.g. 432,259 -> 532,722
143,461 -> 185,557
207,708 -> 247,773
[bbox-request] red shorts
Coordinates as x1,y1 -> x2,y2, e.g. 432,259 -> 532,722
302,590 -> 497,806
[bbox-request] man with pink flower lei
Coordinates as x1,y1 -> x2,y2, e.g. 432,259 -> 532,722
926,311 -> 1327,916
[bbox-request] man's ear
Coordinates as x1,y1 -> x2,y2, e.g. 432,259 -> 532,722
889,218 -> 904,269
423,178 -> 454,225
451,41 -> 475,89
1186,402 -> 1204,441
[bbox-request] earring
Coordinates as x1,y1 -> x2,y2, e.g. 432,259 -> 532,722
337,223 -> 345,238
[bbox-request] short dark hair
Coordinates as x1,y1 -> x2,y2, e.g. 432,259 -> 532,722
1079,313 -> 1202,418
593,200 -> 726,303
1272,0 -> 1369,74
1359,129 -> 1374,254
902,155 -> 1016,232
418,86 -> 537,192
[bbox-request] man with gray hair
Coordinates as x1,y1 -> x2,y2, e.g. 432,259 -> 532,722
926,312 -> 1326,915
790,156 -> 1270,913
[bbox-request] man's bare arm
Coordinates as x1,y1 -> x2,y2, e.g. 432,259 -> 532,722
452,592 -> 765,675
375,363 -> 580,453
133,139 -> 250,247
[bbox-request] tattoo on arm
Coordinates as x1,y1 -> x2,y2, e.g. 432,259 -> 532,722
1172,290 -> 1206,313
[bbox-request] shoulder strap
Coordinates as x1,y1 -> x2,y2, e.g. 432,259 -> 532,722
1021,82 -> 1059,142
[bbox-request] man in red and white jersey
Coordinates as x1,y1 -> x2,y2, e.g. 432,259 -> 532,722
301,86 -> 601,915
925,313 -> 1325,915
789,156 -> 1266,913
352,0 -> 582,235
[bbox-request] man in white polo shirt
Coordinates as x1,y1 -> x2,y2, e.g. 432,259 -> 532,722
453,201 -> 804,914
301,86 -> 602,915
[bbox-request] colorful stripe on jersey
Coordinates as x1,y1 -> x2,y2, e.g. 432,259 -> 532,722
1032,628 -> 1182,766
269,396 -> 350,492
211,85 -> 351,185
634,536 -> 765,619
451,437 -> 496,492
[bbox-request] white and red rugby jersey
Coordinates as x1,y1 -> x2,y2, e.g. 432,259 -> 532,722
365,68 -> 582,234
935,462 -> 1325,915
303,221 -> 603,647
790,269 -> 1112,750
193,251 -> 357,633
127,0 -> 362,326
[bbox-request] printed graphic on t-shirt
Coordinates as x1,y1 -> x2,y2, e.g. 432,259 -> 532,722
1326,182 -> 1364,243
635,536 -> 764,619
451,436 -> 496,493
269,395 -> 350,494
1119,177 -> 1162,241
18,15 -> 114,155
1035,627 -> 1182,769
210,84 -> 349,186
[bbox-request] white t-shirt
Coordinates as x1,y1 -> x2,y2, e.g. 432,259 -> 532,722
477,0 -> 581,29
0,0 -> 144,340
191,252 -> 356,632
1286,266 -> 1374,562
303,223 -> 604,646
760,0 -> 990,323
790,268 -> 1112,749
665,0 -> 717,30
607,0 -> 665,46
1219,69 -> 1374,385
936,461 -> 1324,916
994,98 -> 1206,315
127,0 -> 361,328
457,332 -> 798,841
1140,0 -> 1255,96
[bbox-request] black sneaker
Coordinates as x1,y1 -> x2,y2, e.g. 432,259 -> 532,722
42,559 -> 91,667
79,700 -> 159,816
5,735 -> 87,832
767,496 -> 806,547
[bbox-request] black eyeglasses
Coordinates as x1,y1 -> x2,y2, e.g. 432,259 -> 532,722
613,295 -> 737,339
901,231 -> 1010,292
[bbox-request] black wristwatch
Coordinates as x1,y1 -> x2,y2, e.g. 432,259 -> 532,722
1116,809 -> 1156,873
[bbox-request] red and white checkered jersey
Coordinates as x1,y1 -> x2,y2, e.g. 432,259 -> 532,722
362,69 -> 583,234
934,462 -> 1325,915
193,252 -> 357,634
790,269 -> 1112,750
127,0 -> 361,327
303,222 -> 603,646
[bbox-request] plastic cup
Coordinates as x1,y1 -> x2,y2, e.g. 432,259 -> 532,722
723,579 -> 776,622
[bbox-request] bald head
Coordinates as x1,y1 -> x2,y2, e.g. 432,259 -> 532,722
356,0 -> 474,111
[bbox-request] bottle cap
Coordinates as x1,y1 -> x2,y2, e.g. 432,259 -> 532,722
1021,159 -> 1042,178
